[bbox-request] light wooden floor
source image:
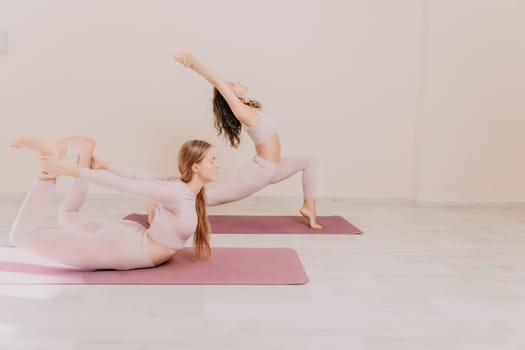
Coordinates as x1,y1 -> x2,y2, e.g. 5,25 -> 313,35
1,195 -> 524,350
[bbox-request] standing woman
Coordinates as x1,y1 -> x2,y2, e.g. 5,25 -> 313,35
172,51 -> 322,228
8,136 -> 218,270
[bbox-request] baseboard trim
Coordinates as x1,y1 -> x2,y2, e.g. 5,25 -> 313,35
1,193 -> 524,208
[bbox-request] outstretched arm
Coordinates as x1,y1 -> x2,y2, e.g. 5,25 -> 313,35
39,156 -> 178,203
91,156 -> 172,181
77,169 -> 177,203
173,51 -> 258,126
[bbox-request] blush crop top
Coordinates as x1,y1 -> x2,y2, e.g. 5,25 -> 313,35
244,110 -> 278,145
78,166 -> 197,249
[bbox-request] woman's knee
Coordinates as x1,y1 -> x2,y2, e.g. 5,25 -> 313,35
306,155 -> 319,169
9,226 -> 32,247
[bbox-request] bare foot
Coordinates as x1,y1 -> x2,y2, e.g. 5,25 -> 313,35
300,207 -> 323,229
61,136 -> 96,167
10,137 -> 67,159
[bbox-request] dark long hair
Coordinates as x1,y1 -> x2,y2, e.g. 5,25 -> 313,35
212,88 -> 262,148
177,139 -> 212,258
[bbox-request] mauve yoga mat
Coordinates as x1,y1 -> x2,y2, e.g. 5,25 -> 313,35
123,214 -> 363,235
0,246 -> 308,285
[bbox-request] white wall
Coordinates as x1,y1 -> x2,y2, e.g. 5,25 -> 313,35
413,0 -> 525,203
1,0 -> 523,203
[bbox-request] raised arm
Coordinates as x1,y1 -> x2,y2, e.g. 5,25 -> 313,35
173,51 -> 259,126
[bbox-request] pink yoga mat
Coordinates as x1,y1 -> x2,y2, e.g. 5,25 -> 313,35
123,214 -> 362,235
0,245 -> 308,285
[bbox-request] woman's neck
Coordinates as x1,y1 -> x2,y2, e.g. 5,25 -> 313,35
186,177 -> 205,195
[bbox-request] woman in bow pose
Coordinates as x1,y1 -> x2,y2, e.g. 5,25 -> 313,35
8,136 -> 218,270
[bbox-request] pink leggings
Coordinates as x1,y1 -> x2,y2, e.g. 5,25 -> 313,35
206,154 -> 319,206
9,178 -> 154,270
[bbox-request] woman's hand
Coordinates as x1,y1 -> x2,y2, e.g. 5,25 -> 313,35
91,156 -> 107,170
39,156 -> 80,180
145,201 -> 157,224
172,51 -> 195,68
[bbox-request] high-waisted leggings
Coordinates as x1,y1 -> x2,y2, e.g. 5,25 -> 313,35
206,154 -> 319,206
9,177 -> 154,270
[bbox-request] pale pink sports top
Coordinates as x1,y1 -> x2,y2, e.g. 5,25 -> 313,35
79,166 -> 197,249
244,110 -> 278,145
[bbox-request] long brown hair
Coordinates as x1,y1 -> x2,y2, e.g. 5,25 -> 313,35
178,139 -> 212,258
212,87 -> 262,148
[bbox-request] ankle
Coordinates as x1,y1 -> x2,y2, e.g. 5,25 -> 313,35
40,177 -> 56,184
303,199 -> 316,210
77,153 -> 92,168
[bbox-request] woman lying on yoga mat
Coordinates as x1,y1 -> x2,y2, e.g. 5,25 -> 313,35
168,51 -> 322,229
8,136 -> 218,270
